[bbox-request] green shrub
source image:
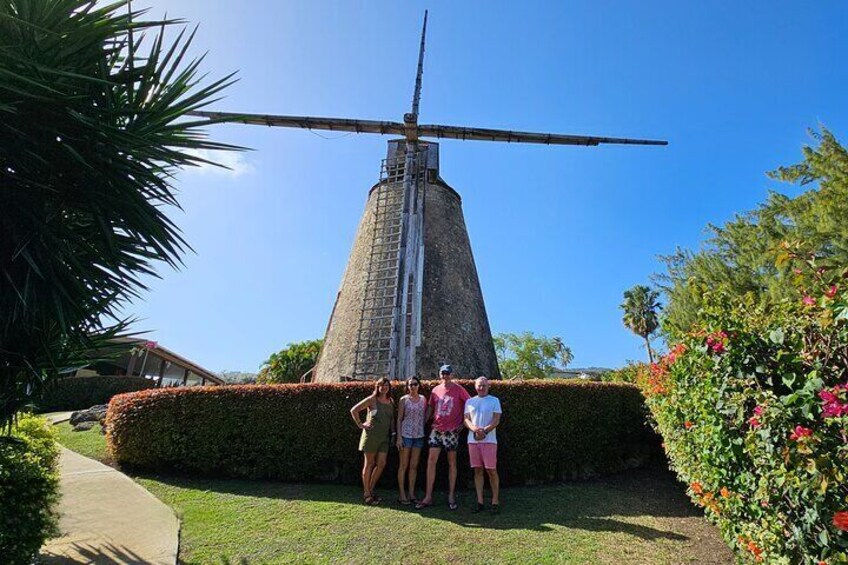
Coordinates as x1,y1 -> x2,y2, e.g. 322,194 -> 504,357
0,414 -> 60,565
603,361 -> 648,384
637,264 -> 848,564
38,376 -> 155,412
107,380 -> 658,486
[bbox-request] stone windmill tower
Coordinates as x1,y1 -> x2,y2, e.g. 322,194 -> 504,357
193,12 -> 666,382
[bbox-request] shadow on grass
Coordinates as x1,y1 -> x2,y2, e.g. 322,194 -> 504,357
132,466 -> 700,541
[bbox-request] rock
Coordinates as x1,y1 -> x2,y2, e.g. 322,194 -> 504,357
72,421 -> 96,432
70,404 -> 108,426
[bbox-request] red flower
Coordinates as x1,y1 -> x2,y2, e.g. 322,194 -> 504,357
684,421 -> 693,429
834,511 -> 848,531
746,540 -> 763,561
824,284 -> 838,298
748,416 -> 761,428
789,425 -> 813,441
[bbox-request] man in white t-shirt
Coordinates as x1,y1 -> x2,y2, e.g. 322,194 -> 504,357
463,376 -> 502,514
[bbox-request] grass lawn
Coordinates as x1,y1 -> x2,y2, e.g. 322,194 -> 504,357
55,422 -> 733,565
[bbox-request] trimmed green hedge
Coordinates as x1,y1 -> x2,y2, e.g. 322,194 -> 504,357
107,380 -> 658,486
38,376 -> 156,412
0,414 -> 60,565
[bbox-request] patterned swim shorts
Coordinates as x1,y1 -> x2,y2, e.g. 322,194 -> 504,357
428,429 -> 460,451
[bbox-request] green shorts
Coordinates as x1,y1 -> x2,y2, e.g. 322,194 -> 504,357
359,430 -> 390,453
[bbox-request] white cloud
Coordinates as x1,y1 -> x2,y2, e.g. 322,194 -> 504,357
183,149 -> 255,179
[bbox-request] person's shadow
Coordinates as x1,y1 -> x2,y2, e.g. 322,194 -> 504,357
133,465 -> 703,540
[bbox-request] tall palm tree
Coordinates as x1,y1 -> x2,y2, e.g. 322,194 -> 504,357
0,0 -> 239,431
620,285 -> 661,363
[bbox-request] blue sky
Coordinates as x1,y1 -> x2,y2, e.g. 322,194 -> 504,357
126,1 -> 848,374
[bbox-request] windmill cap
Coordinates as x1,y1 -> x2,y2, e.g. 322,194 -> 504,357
439,365 -> 453,374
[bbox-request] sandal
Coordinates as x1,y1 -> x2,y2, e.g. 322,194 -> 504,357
448,501 -> 458,511
398,498 -> 411,506
414,500 -> 433,510
490,504 -> 500,514
471,502 -> 484,514
363,495 -> 376,506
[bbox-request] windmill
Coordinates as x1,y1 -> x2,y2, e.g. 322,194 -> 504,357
191,12 -> 666,382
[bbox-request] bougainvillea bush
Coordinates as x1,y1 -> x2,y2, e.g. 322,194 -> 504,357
638,261 -> 848,564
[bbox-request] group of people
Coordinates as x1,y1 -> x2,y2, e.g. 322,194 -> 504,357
349,365 -> 502,514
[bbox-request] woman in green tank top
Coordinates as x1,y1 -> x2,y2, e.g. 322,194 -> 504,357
350,377 -> 395,505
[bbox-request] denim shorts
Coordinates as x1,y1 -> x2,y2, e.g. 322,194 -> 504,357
401,436 -> 425,449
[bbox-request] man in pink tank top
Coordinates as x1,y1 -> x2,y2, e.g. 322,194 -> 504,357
415,365 -> 470,511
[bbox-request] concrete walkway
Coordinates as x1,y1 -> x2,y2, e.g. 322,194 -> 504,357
39,448 -> 179,565
43,411 -> 74,424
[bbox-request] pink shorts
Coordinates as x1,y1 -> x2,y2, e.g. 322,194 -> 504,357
468,443 -> 498,469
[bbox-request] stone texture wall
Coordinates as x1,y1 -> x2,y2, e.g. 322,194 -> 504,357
415,180 -> 500,379
312,184 -> 376,383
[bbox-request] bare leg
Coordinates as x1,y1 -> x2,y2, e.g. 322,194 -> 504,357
369,451 -> 388,496
474,467 -> 485,504
361,452 -> 376,498
421,447 -> 441,504
408,447 -> 422,500
487,468 -> 500,505
447,450 -> 458,504
397,446 -> 411,501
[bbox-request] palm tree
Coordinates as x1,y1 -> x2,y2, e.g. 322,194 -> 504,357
0,0 -> 239,431
620,285 -> 661,363
551,336 -> 574,368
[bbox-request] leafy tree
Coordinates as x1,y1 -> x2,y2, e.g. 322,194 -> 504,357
0,0 -> 237,431
657,128 -> 848,339
258,339 -> 324,384
493,332 -> 573,380
620,285 -> 661,363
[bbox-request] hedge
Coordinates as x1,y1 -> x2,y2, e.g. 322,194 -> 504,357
0,414 -> 60,565
106,380 -> 659,486
37,376 -> 156,412
637,268 -> 848,564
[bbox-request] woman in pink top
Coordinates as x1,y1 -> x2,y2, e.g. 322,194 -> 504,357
395,376 -> 427,505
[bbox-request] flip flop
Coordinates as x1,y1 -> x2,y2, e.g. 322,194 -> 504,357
398,498 -> 412,506
448,501 -> 458,511
363,495 -> 376,506
415,500 -> 433,510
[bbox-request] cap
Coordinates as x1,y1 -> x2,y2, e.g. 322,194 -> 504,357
439,364 -> 453,374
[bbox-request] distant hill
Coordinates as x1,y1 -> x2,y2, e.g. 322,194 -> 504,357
547,367 -> 612,380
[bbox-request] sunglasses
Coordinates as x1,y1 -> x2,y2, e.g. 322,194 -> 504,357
409,382 -> 419,386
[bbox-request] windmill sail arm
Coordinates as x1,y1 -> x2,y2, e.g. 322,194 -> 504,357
188,111 -> 406,136
416,123 -> 668,146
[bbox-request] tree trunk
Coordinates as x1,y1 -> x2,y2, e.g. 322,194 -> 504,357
644,336 -> 654,364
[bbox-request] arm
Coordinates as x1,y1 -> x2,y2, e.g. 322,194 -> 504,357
350,396 -> 374,429
464,410 -> 478,433
482,412 -> 501,434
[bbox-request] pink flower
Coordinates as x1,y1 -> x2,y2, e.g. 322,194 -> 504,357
819,385 -> 848,419
754,405 -> 764,416
824,285 -> 839,298
803,295 -> 816,306
793,268 -> 803,275
705,331 -> 728,354
748,416 -> 761,428
789,425 -> 813,441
